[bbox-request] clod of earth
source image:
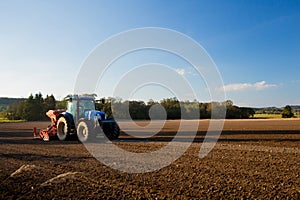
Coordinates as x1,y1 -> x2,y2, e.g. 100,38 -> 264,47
10,165 -> 41,177
40,172 -> 86,187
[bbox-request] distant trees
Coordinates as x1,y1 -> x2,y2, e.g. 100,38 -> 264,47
5,101 -> 25,120
100,97 -> 255,120
23,93 -> 44,121
282,105 -> 294,118
254,107 -> 283,114
5,93 -> 57,121
240,107 -> 255,118
129,101 -> 149,120
44,95 -> 56,112
160,98 -> 181,119
2,94 -> 258,121
226,104 -> 242,119
225,103 -> 255,119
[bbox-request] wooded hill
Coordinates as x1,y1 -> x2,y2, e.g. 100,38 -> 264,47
0,97 -> 26,112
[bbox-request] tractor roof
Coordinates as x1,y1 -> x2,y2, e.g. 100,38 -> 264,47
66,95 -> 95,101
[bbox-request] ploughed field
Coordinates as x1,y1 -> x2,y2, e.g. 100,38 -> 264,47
0,119 -> 299,199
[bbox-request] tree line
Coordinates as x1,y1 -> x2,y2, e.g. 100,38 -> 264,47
99,98 -> 255,120
4,93 -> 297,121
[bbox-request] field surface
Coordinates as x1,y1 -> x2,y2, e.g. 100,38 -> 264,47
0,119 -> 299,199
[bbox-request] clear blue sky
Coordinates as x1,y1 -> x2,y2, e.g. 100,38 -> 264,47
0,0 -> 299,107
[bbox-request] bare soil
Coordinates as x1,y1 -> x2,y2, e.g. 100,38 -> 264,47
0,119 -> 299,199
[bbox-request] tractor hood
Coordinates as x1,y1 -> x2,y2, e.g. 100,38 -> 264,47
84,110 -> 106,121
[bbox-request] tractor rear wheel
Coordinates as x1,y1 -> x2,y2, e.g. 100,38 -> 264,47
77,121 -> 93,142
103,122 -> 120,140
111,123 -> 120,140
56,117 -> 70,141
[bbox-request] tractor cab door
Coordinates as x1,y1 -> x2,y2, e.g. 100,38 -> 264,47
67,100 -> 77,119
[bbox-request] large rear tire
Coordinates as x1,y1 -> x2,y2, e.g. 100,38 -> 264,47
103,122 -> 120,140
56,117 -> 70,141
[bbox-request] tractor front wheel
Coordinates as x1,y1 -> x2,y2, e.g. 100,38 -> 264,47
77,121 -> 93,142
56,117 -> 70,141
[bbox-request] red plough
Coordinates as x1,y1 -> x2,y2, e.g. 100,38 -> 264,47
36,110 -> 65,141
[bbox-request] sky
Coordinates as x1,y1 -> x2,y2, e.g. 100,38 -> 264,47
0,0 -> 299,107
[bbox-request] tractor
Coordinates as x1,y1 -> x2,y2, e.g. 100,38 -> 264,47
38,95 -> 120,142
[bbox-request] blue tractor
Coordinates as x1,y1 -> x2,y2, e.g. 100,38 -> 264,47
55,95 -> 120,142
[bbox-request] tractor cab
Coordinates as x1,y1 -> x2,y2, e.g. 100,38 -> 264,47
66,96 -> 98,121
